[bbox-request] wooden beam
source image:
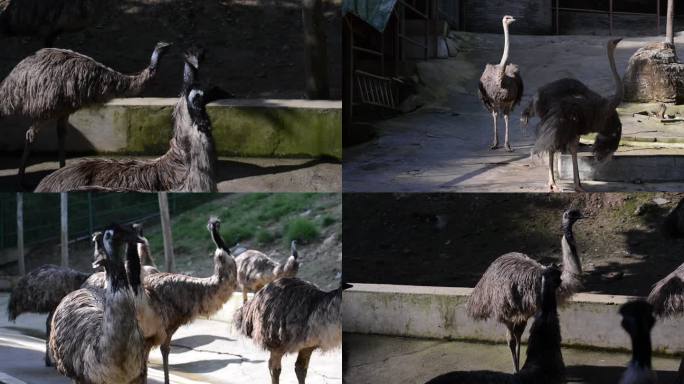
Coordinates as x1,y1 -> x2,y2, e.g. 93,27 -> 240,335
158,193 -> 175,273
16,193 -> 24,276
60,193 -> 68,267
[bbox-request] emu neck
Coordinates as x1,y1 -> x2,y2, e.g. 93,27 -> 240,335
172,99 -> 217,192
561,223 -> 582,277
608,47 -> 623,109
629,329 -> 652,370
125,242 -> 142,295
210,227 -> 227,251
499,22 -> 510,67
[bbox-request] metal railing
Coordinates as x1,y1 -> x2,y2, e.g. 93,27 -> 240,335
554,0 -> 663,35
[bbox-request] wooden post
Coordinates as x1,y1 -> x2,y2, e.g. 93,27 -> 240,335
666,0 -> 674,45
158,192 -> 175,273
16,193 -> 25,276
60,193 -> 68,267
302,0 -> 330,99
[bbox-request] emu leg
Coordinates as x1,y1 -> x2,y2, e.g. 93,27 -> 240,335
490,112 -> 499,150
677,357 -> 684,384
56,117 -> 67,168
547,151 -> 558,192
295,347 -> 316,384
570,141 -> 585,193
512,321 -> 527,372
161,341 -> 171,384
243,289 -> 248,304
505,322 -> 519,372
45,310 -> 53,367
503,114 -> 513,152
18,124 -> 41,189
269,350 -> 284,384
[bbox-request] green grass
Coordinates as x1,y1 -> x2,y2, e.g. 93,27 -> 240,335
284,218 -> 320,243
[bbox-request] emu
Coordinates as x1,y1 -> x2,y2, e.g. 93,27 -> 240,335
466,209 -> 583,372
49,224 -> 147,384
618,300 -> 657,384
208,216 -> 300,303
647,261 -> 684,382
0,0 -> 106,47
522,38 -> 623,192
0,42 -> 171,188
34,46 -> 219,192
478,15 -> 523,151
425,265 -> 565,384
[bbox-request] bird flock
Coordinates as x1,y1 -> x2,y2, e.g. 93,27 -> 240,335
8,219 -> 343,384
423,208 -> 683,384
479,15 -> 623,192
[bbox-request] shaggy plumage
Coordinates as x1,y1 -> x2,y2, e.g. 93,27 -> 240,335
49,224 -> 146,384
618,300 -> 657,384
466,209 -> 583,372
34,46 -> 218,193
648,262 -> 684,318
0,0 -> 105,46
426,266 -> 565,384
234,278 -> 342,384
522,38 -> 623,192
478,15 -> 523,151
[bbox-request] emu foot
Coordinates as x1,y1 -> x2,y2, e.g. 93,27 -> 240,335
574,184 -> 586,193
548,182 -> 559,192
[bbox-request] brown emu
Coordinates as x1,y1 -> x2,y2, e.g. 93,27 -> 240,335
478,15 -> 523,151
0,42 -> 171,188
34,46 -> 219,192
208,217 -> 300,303
466,209 -> 583,372
0,0 -> 106,47
425,265 -> 565,384
234,278 -> 344,384
618,300 -> 657,384
522,38 -> 623,192
49,224 -> 147,384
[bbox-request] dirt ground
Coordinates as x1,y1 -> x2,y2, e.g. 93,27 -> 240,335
0,0 -> 341,99
343,192 -> 684,296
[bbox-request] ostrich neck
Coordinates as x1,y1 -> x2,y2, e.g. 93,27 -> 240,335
499,23 -> 510,67
608,47 -> 623,109
561,224 -> 582,278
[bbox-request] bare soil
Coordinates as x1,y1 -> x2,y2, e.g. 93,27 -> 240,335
343,192 -> 684,296
0,0 -> 341,99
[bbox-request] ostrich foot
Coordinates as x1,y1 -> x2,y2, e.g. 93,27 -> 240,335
574,184 -> 586,193
504,143 -> 513,152
548,182 -> 559,192
490,143 -> 500,150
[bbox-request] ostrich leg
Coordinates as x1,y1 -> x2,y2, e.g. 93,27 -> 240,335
570,140 -> 585,192
56,117 -> 67,168
505,321 -> 520,372
490,111 -> 499,149
269,350 -> 284,384
295,347 -> 316,384
503,113 -> 512,152
547,151 -> 558,192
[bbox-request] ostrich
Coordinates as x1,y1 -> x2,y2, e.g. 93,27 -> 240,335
466,209 -> 583,372
522,38 -> 623,192
478,15 -> 523,151
0,42 -> 171,188
131,216 -> 238,384
618,300 -> 657,384
208,216 -> 300,303
234,278 -> 345,384
647,262 -> 684,382
0,0 -> 106,47
49,224 -> 147,384
34,46 -> 219,193
426,266 -> 565,384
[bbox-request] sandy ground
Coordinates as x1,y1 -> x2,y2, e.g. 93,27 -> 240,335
343,192 -> 684,296
343,32 -> 684,192
343,333 -> 679,384
0,293 -> 341,384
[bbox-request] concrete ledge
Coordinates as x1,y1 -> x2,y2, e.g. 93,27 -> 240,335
558,151 -> 684,182
1,98 -> 342,160
342,283 -> 684,354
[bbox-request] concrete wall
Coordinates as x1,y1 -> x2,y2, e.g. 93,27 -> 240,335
463,0 -> 553,34
1,99 -> 342,160
343,283 -> 684,354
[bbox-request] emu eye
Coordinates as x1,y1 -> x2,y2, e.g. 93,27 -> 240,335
188,89 -> 204,107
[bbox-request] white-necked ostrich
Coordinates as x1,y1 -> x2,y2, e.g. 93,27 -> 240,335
522,38 -> 623,192
34,46 -> 220,192
647,261 -> 684,382
208,216 -> 300,303
426,266 -> 565,384
0,42 -> 171,188
618,300 -> 657,384
49,223 -> 147,384
478,15 -> 523,151
234,277 -> 345,384
466,209 -> 583,372
0,0 -> 106,47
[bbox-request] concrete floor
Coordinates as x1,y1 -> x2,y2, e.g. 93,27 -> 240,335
344,32 -> 684,193
0,293 -> 342,384
0,156 -> 341,192
344,333 -> 680,384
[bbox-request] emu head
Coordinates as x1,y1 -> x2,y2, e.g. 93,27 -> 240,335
150,41 -> 173,71
562,209 -> 584,226
207,216 -> 221,232
291,240 -> 298,259
102,224 -> 146,268
608,37 -> 623,51
91,231 -> 105,269
502,15 -> 516,26
132,223 -> 144,237
620,300 -> 655,339
541,264 -> 562,297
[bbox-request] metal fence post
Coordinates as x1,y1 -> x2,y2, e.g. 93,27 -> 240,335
60,193 -> 69,267
158,193 -> 175,272
16,193 -> 24,276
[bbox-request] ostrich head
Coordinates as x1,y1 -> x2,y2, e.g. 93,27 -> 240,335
150,41 -> 173,72
562,209 -> 584,227
502,15 -> 516,26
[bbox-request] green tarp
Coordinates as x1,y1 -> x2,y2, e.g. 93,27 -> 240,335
342,0 -> 398,32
